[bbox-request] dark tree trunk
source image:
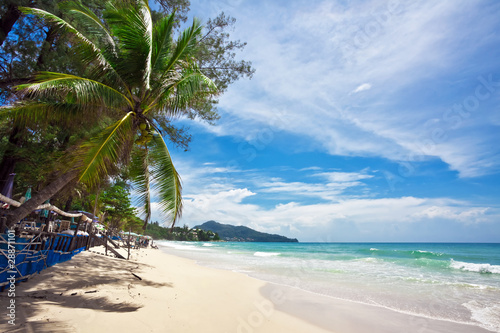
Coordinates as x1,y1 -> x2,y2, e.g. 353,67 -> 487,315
0,3 -> 21,46
0,126 -> 22,191
64,195 -> 73,212
36,26 -> 57,69
6,170 -> 78,227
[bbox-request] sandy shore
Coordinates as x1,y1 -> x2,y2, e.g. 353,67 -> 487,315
0,247 -> 331,333
0,247 -> 493,333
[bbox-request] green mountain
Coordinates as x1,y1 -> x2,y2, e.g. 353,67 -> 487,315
194,221 -> 299,242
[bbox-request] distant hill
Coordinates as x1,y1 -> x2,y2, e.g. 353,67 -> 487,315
194,221 -> 299,242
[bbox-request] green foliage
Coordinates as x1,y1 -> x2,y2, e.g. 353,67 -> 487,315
3,0 -> 217,227
196,228 -> 219,241
0,0 -> 254,229
68,177 -> 144,233
145,221 -> 220,241
0,0 -> 103,104
190,12 -> 255,121
195,221 -> 299,242
99,179 -> 137,230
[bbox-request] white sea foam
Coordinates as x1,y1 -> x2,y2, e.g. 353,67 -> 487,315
157,241 -> 207,251
450,260 -> 500,274
370,248 -> 378,251
463,300 -> 500,332
358,257 -> 380,263
202,243 -> 214,247
254,252 -> 281,257
414,250 -> 443,256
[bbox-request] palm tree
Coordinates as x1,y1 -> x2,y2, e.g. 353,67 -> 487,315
1,0 -> 216,228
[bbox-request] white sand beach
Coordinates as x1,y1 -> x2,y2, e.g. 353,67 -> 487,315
0,248 -> 331,333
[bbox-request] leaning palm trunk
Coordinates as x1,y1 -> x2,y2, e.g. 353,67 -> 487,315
5,171 -> 78,227
1,0 -> 216,228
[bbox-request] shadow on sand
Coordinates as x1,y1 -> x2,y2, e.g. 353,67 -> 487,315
0,251 -> 172,332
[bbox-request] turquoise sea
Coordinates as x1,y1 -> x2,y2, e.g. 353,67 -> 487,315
157,242 -> 500,332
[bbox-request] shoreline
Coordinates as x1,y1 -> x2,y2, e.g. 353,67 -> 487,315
0,247 -> 495,332
0,248 -> 331,332
259,283 -> 493,333
159,244 -> 495,333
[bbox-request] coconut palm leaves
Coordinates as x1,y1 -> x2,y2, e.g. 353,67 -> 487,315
3,0 -> 216,227
129,133 -> 182,228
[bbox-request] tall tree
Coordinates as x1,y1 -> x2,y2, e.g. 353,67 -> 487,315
0,0 -> 253,190
0,0 -> 94,191
99,179 -> 140,231
194,12 -> 254,119
2,0 -> 216,228
0,1 -> 28,47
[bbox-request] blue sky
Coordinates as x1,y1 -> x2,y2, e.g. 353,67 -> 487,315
151,0 -> 500,242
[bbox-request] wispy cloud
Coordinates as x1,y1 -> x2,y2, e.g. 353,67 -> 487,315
314,171 -> 374,182
191,0 -> 500,178
147,160 -> 499,241
150,0 -> 500,241
352,83 -> 372,94
179,187 -> 498,241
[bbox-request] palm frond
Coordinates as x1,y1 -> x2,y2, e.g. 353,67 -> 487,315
17,72 -> 133,110
58,1 -> 118,68
103,0 -> 153,90
148,65 -> 217,116
77,112 -> 135,188
129,147 -> 152,228
151,12 -> 175,74
148,133 -> 182,227
0,100 -> 110,128
58,1 -> 116,51
19,6 -> 124,88
163,18 -> 203,73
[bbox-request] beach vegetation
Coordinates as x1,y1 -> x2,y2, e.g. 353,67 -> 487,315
195,221 -> 299,242
0,0 -> 254,228
0,0 -> 253,230
145,221 -> 220,241
1,0 -> 217,229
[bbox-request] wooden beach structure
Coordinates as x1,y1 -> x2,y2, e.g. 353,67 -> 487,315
0,193 -> 126,290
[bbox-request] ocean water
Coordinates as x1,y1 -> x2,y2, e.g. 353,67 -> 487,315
157,242 -> 500,332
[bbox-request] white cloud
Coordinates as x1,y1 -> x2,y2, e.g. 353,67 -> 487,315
147,158 -> 499,240
299,166 -> 322,172
258,180 -> 358,201
178,188 -> 497,240
412,206 -> 491,224
352,83 -> 372,94
191,0 -> 500,178
314,171 -> 374,182
145,0 -> 500,242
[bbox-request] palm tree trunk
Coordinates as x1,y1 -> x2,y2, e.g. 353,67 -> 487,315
6,170 -> 78,228
0,3 -> 21,46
